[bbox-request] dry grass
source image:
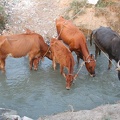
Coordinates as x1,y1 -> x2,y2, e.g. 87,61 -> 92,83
95,0 -> 114,8
64,0 -> 88,20
94,7 -> 109,17
78,26 -> 92,38
64,0 -> 120,33
108,3 -> 120,33
95,0 -> 120,33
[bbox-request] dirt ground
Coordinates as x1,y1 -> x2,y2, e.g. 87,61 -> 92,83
1,0 -> 120,119
38,102 -> 120,120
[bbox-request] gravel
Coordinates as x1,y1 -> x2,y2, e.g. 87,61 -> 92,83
1,0 -> 69,41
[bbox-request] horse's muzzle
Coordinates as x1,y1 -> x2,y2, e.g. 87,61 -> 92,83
90,73 -> 95,77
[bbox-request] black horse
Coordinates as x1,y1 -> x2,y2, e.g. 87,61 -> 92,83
90,26 -> 120,80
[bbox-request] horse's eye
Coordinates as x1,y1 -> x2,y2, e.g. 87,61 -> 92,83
89,67 -> 92,70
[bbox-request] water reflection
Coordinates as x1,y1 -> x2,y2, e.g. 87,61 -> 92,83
0,43 -> 120,119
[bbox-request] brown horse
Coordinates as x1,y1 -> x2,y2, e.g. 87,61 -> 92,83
24,28 -> 52,70
56,16 -> 96,77
50,38 -> 77,89
0,31 -> 52,72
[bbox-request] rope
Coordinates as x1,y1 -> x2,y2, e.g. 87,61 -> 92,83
76,61 -> 85,75
41,46 -> 50,59
56,2 -> 87,39
94,42 -> 116,68
68,2 -> 87,21
75,54 -> 95,75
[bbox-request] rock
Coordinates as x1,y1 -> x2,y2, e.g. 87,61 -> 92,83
0,108 -> 21,120
22,116 -> 33,120
37,102 -> 120,120
5,115 -> 21,120
0,108 -> 34,120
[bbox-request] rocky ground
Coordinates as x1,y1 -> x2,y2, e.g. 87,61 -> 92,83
1,102 -> 120,120
38,102 -> 120,120
1,0 -> 71,40
0,0 -> 120,120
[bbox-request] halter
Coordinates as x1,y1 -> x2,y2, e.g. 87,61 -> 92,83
84,54 -> 96,63
41,46 -> 51,59
94,42 -> 116,68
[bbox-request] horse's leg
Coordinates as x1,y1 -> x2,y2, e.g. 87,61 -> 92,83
28,53 -> 35,70
60,65 -> 64,75
77,55 -> 80,64
0,58 -> 6,72
99,49 -> 101,55
29,58 -> 34,70
29,50 -> 41,70
95,45 -> 99,59
33,57 -> 41,71
108,57 -> 112,70
52,56 -> 56,70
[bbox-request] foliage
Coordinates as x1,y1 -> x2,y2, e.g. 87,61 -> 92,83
0,5 -> 7,32
64,0 -> 87,20
95,0 -> 114,8
95,0 -> 120,33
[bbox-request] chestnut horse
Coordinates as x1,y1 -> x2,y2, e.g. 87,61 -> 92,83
0,31 -> 51,72
24,28 -> 52,70
56,16 -> 96,77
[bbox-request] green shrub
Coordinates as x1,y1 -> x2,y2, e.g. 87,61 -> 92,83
95,0 -> 114,8
64,0 -> 87,19
0,5 -> 7,32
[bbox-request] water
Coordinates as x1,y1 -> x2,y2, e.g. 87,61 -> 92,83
0,43 -> 120,119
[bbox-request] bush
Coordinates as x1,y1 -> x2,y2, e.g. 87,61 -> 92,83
95,0 -> 114,8
0,5 -> 7,33
64,0 -> 87,20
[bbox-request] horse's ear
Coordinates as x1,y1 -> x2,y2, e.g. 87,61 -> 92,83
90,54 -> 95,58
90,54 -> 93,57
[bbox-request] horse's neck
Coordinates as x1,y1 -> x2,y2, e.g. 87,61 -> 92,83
68,57 -> 74,74
81,43 -> 89,61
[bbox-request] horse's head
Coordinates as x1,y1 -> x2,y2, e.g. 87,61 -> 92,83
45,46 -> 53,60
85,54 -> 96,77
63,73 -> 78,90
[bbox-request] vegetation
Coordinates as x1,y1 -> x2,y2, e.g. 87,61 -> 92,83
95,0 -> 120,33
0,5 -> 7,33
95,0 -> 114,7
64,0 -> 88,20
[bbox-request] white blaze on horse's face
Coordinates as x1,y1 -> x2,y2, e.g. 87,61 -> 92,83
7,53 -> 13,57
116,60 -> 120,71
85,54 -> 96,77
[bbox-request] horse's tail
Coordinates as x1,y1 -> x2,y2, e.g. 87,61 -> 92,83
90,31 -> 93,46
90,29 -> 97,46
